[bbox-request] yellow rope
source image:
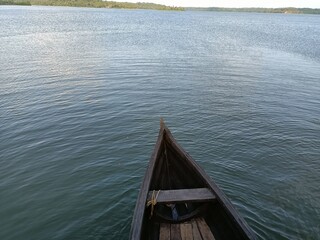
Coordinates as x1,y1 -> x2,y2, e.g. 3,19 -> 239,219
146,190 -> 160,218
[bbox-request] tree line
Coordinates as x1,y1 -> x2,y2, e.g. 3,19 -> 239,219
2,1 -> 319,14
187,7 -> 320,15
0,0 -> 30,5
0,0 -> 184,11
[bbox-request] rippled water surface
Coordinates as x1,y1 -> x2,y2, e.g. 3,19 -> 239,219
1,6 -> 320,240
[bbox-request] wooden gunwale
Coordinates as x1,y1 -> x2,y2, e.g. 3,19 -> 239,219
129,123 -> 165,240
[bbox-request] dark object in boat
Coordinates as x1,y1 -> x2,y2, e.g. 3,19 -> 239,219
130,120 -> 256,240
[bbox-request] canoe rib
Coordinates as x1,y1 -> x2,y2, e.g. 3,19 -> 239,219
147,188 -> 216,204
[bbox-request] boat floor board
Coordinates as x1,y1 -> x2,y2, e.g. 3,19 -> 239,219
180,222 -> 193,240
196,218 -> 216,240
147,188 -> 216,204
191,220 -> 202,240
159,223 -> 171,240
159,218 -> 215,240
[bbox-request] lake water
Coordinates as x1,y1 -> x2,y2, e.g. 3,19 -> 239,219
0,6 -> 319,240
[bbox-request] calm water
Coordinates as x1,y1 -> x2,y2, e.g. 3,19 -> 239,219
1,6 -> 320,240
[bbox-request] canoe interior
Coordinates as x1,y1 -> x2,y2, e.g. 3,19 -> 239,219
139,131 -> 252,240
150,139 -> 206,190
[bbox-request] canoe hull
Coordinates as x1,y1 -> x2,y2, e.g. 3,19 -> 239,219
130,121 -> 256,240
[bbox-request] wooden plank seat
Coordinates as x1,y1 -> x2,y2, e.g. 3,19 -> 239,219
147,188 -> 216,204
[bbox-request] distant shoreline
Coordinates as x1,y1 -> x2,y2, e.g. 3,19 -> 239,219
1,1 -> 320,14
187,7 -> 320,15
0,0 -> 184,11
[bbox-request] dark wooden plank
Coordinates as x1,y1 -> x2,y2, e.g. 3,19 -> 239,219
196,218 -> 216,240
171,224 -> 182,240
159,223 -> 171,240
180,222 -> 193,240
147,188 -> 216,204
191,220 -> 202,240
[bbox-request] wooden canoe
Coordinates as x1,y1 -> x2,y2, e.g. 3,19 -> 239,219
130,120 -> 256,240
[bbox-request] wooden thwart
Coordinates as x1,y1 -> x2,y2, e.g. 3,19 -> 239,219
147,188 -> 216,204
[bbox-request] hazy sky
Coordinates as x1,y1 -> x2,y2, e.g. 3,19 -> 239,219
115,0 -> 320,8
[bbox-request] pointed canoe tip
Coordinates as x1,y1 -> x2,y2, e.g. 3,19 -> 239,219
160,118 -> 169,133
160,118 -> 165,129
160,118 -> 171,135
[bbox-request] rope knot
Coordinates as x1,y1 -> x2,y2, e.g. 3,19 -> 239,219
146,190 -> 160,218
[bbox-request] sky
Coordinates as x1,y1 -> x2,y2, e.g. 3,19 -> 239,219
114,0 -> 320,8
